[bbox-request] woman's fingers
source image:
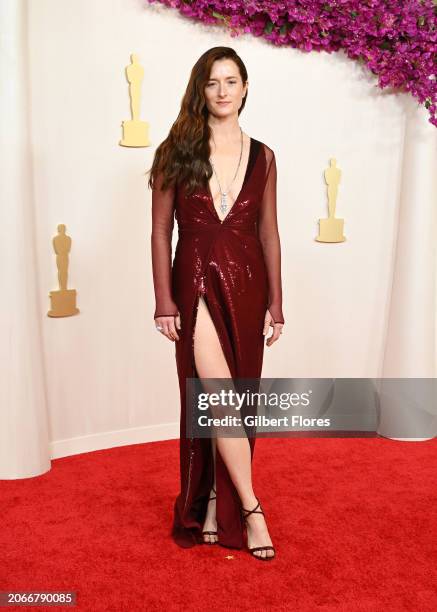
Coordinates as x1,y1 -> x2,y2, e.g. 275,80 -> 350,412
168,317 -> 180,341
161,319 -> 175,341
266,322 -> 284,346
155,315 -> 181,342
263,309 -> 284,345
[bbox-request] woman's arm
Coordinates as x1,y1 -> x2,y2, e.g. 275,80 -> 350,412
257,148 -> 285,325
151,172 -> 179,318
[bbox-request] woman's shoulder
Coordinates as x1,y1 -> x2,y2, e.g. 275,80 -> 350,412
250,136 -> 275,164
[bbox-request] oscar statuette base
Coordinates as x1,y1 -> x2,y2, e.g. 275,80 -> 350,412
47,289 -> 80,317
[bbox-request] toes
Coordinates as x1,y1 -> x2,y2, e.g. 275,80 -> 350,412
203,533 -> 218,544
252,548 -> 275,559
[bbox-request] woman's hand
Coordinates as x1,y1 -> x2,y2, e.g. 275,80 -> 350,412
154,314 -> 182,342
263,309 -> 284,347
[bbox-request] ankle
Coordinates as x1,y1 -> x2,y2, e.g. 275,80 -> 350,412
240,492 -> 258,510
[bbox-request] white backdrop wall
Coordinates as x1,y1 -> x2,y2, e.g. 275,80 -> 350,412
1,0 -> 436,478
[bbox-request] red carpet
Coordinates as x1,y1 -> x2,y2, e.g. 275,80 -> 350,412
1,437 -> 436,611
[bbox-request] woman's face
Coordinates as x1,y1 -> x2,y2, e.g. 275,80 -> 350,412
204,58 -> 247,118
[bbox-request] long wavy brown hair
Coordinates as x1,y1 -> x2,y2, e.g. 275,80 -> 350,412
146,46 -> 248,197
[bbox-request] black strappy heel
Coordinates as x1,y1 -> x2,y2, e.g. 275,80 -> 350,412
202,486 -> 218,544
241,498 -> 276,560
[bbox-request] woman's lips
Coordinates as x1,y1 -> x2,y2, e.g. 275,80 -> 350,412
217,101 -> 231,105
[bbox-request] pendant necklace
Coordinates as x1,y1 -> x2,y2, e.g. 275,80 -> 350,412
209,127 -> 244,216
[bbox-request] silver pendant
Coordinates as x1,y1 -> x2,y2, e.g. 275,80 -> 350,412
220,193 -> 228,214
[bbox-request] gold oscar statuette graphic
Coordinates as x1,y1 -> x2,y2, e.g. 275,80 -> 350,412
47,224 -> 79,317
119,53 -> 150,147
316,158 -> 346,243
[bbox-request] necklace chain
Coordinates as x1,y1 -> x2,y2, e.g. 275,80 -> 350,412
209,127 -> 244,215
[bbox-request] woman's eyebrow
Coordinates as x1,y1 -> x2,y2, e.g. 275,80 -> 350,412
207,76 -> 238,81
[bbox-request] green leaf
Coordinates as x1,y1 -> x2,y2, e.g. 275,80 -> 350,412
379,40 -> 392,50
264,20 -> 274,34
212,11 -> 225,21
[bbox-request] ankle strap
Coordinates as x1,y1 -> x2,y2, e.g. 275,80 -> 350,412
242,499 -> 264,518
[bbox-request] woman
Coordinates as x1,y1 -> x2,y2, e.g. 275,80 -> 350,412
148,47 -> 284,561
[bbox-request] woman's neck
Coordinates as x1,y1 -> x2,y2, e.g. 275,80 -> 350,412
208,116 -> 241,144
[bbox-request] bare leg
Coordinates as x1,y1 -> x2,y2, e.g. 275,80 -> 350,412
194,295 -> 274,558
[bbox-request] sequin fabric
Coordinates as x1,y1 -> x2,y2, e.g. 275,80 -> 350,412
151,138 -> 284,549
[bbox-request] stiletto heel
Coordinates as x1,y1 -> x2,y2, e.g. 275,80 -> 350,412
241,497 -> 275,561
202,486 -> 218,544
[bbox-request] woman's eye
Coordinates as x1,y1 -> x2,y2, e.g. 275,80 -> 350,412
207,81 -> 237,86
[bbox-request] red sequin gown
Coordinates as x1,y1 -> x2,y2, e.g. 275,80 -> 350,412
151,137 -> 284,549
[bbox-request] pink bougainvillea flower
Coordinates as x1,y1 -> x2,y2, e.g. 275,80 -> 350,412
147,0 -> 437,127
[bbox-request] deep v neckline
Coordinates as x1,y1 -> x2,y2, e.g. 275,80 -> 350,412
207,136 -> 254,224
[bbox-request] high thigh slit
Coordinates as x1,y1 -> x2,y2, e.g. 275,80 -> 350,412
193,294 -> 252,547
151,137 -> 285,549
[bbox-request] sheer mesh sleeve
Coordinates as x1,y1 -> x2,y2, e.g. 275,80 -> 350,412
258,147 -> 285,325
150,172 -> 180,319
